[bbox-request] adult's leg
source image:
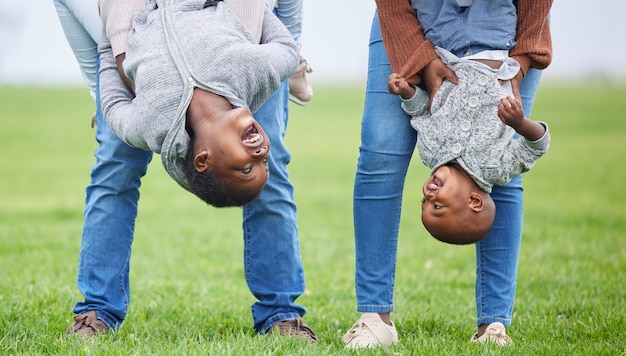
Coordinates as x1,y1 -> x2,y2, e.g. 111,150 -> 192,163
242,81 -> 307,333
54,0 -> 153,329
474,68 -> 542,327
266,0 -> 302,44
353,13 -> 417,315
53,0 -> 101,99
72,63 -> 153,328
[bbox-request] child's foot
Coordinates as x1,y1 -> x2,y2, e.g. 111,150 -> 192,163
289,56 -> 313,106
469,322 -> 513,345
342,313 -> 398,348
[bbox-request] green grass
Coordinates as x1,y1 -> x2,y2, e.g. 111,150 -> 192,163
1,82 -> 625,355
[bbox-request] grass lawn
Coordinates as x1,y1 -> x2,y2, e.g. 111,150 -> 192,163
0,82 -> 624,355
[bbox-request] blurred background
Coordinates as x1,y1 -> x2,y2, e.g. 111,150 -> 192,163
0,0 -> 625,87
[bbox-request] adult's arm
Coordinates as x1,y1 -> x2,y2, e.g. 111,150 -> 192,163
98,0 -> 146,56
225,0 -> 265,43
509,0 -> 553,76
376,0 -> 457,109
98,0 -> 146,92
377,0 -> 553,81
375,0 -> 437,85
258,7 -> 299,81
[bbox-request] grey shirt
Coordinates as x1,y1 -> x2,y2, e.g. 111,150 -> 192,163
99,0 -> 298,191
403,48 -> 550,193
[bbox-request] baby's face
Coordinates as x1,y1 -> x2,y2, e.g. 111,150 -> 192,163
421,163 -> 495,244
421,163 -> 475,226
203,108 -> 270,196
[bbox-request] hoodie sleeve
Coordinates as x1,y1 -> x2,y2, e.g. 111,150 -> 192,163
258,7 -> 299,82
98,35 -> 151,151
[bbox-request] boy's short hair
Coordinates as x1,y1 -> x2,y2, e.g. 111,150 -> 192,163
183,141 -> 260,207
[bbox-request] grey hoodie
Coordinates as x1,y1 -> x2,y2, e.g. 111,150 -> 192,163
99,0 -> 299,191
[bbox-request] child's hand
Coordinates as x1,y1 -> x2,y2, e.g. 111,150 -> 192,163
498,95 -> 546,141
388,73 -> 415,99
497,96 -> 525,129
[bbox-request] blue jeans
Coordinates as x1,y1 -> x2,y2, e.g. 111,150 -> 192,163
72,68 -> 307,331
73,60 -> 153,329
243,81 -> 307,333
353,13 -> 541,327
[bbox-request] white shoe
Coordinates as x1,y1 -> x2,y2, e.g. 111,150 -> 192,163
342,313 -> 399,349
469,322 -> 513,345
288,56 -> 313,106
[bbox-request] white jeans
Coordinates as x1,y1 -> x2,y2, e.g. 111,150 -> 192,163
53,0 -> 101,99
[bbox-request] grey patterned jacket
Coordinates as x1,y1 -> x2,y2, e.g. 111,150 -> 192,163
403,48 -> 550,193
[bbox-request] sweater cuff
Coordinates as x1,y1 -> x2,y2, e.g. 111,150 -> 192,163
99,0 -> 147,56
224,0 -> 264,44
400,86 -> 427,115
401,43 -> 439,85
525,122 -> 550,152
511,55 -> 531,78
108,33 -> 129,58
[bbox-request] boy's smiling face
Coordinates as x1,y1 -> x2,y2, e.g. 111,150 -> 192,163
208,107 -> 270,195
196,107 -> 271,197
186,87 -> 271,199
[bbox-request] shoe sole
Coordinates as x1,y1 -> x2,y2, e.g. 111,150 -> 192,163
289,94 -> 310,106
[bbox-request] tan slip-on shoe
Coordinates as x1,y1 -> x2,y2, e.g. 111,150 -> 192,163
342,313 -> 398,348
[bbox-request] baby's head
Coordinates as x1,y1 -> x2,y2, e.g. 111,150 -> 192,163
183,89 -> 270,207
421,163 -> 496,245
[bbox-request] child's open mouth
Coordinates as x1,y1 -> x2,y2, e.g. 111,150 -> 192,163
427,175 -> 443,189
242,124 -> 261,144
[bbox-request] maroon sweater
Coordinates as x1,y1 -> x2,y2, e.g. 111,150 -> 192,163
375,0 -> 553,84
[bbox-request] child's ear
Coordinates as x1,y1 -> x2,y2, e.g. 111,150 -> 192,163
468,192 -> 484,212
194,151 -> 212,172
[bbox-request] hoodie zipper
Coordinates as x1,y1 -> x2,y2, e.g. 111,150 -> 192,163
162,2 -> 233,100
162,4 -> 197,90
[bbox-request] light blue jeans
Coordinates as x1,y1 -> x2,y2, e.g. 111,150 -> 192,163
53,0 -> 101,98
56,0 -> 307,333
353,13 -> 542,327
266,0 -> 302,45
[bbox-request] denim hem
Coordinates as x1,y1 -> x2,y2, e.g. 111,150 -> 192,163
476,317 -> 512,328
356,304 -> 394,314
258,312 -> 303,334
94,310 -> 121,331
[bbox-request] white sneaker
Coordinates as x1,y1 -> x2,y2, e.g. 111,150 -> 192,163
288,56 -> 313,106
342,313 -> 399,349
469,322 -> 513,345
